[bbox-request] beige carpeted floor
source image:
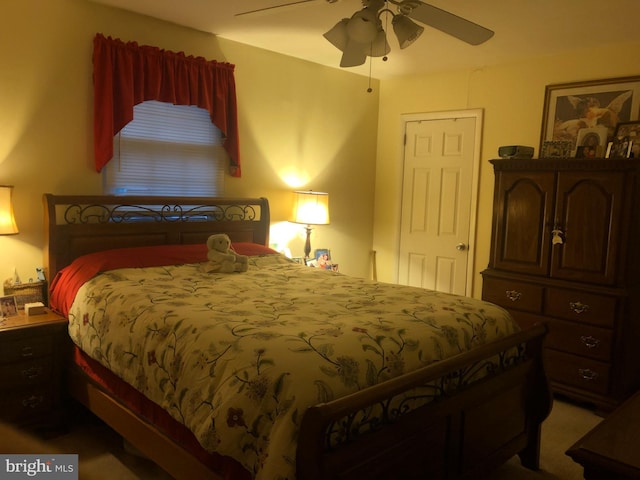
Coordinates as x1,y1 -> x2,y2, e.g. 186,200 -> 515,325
48,397 -> 602,479
489,398 -> 602,479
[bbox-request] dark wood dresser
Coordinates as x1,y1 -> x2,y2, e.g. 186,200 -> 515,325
0,309 -> 68,430
482,158 -> 640,411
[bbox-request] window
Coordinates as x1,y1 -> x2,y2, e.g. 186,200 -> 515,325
103,101 -> 226,196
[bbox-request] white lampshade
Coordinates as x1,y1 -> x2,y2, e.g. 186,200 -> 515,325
393,14 -> 424,49
369,28 -> 391,57
324,18 -> 350,51
0,185 -> 18,235
290,191 -> 330,226
346,8 -> 379,44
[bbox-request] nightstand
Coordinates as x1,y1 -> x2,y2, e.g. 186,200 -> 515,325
0,309 -> 68,430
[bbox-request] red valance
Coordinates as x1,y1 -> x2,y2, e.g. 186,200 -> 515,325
93,33 -> 241,177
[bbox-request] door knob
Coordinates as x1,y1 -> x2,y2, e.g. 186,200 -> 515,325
456,243 -> 467,251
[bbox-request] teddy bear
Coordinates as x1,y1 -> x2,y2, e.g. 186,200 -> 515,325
201,233 -> 248,273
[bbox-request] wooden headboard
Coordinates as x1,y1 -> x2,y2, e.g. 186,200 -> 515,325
43,194 -> 270,281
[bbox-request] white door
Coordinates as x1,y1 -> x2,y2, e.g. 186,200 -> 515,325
398,113 -> 480,295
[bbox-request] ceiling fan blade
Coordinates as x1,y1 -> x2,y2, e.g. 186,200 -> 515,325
235,0 -> 318,17
405,1 -> 494,45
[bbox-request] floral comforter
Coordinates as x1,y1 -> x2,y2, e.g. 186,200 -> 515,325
66,253 -> 518,479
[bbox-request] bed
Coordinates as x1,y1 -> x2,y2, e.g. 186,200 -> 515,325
43,194 -> 552,480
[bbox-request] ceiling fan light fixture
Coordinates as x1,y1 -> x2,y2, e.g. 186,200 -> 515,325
392,14 -> 424,49
340,39 -> 368,67
369,28 -> 391,57
346,8 -> 379,44
323,18 -> 349,51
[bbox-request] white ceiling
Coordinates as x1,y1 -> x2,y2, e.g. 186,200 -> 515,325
90,0 -> 640,79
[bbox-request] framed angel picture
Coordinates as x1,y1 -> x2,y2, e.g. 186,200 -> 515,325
540,76 -> 640,154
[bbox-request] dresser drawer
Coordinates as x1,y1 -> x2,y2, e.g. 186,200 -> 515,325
482,277 -> 544,313
0,359 -> 54,389
0,335 -> 54,364
546,319 -> 612,362
545,288 -> 617,328
0,386 -> 54,422
545,349 -> 610,395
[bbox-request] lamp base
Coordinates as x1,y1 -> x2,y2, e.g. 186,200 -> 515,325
304,225 -> 312,259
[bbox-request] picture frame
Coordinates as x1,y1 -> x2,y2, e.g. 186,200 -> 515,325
574,126 -> 608,158
307,248 -> 338,271
314,248 -> 331,268
612,121 -> 640,158
606,137 -> 633,159
540,76 -> 640,155
614,120 -> 640,139
541,140 -> 572,158
0,295 -> 19,318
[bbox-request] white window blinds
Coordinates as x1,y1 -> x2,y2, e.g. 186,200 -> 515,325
103,100 -> 225,196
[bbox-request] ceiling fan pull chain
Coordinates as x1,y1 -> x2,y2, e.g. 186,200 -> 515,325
367,46 -> 373,92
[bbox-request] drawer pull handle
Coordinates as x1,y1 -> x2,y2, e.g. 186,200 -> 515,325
570,301 -> 590,314
22,395 -> 44,409
578,368 -> 599,381
22,366 -> 43,380
505,290 -> 522,302
21,346 -> 34,358
580,336 -> 600,349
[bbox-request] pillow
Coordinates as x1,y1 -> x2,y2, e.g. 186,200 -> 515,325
231,242 -> 279,256
49,242 -> 278,317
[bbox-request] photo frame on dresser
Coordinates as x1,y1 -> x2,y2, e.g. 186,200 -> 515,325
541,140 -> 572,158
605,136 -> 633,159
574,126 -> 608,158
612,120 -> 640,158
0,295 -> 18,318
540,76 -> 640,155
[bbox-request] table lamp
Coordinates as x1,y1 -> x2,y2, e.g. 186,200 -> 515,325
0,185 -> 18,235
290,190 -> 330,259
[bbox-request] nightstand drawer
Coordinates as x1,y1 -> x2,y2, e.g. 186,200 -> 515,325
546,319 -> 612,362
0,359 -> 54,389
0,335 -> 54,364
0,386 -> 54,422
546,349 -> 610,395
482,277 -> 544,313
545,289 -> 617,328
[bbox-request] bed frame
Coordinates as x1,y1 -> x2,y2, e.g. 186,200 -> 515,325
43,194 -> 552,480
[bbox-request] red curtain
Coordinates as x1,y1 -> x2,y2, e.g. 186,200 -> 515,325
93,33 -> 241,177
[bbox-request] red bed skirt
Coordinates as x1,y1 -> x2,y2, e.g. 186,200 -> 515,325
71,346 -> 251,480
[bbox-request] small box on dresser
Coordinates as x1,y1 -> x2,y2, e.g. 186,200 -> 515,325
0,309 -> 68,430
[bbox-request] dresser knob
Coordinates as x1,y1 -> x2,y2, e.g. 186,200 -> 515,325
20,346 -> 34,358
22,366 -> 43,380
578,368 -> 599,381
580,335 -> 600,349
22,395 -> 44,409
570,301 -> 590,314
505,290 -> 522,302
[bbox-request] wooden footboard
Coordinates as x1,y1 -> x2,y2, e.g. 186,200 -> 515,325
66,323 -> 549,480
297,322 -> 551,480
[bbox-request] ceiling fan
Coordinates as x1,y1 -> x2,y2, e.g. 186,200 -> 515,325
236,0 -> 494,68
325,0 -> 494,67
235,0 -> 334,17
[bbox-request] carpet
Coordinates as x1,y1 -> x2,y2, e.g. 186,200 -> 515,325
46,397 -> 601,479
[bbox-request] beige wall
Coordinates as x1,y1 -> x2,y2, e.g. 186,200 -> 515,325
3,0 -> 639,297
373,42 -> 640,297
0,0 -> 379,287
